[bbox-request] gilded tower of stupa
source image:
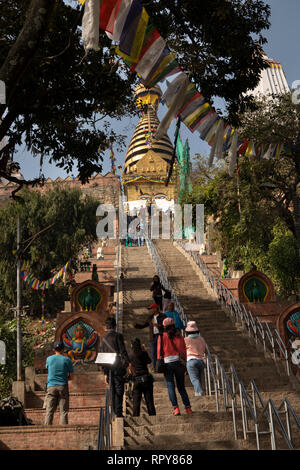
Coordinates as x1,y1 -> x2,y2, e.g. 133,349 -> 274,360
122,83 -> 177,206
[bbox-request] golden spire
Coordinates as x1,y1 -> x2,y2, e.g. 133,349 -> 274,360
124,83 -> 174,174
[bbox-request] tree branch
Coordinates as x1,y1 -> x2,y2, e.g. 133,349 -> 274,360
0,0 -> 55,116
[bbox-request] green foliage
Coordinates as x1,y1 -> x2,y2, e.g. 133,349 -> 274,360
0,186 -> 99,315
0,0 -> 271,184
146,0 -> 271,123
267,221 -> 300,296
185,151 -> 300,296
0,315 -> 35,400
0,0 -> 136,183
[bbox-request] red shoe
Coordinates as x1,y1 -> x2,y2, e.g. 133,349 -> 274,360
185,407 -> 192,415
173,407 -> 181,416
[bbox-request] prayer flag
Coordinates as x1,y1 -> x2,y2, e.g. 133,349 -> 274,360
99,0 -> 120,32
105,0 -> 123,36
161,73 -> 188,106
198,112 -> 219,139
118,1 -> 149,62
145,52 -> 177,87
179,93 -> 206,122
238,139 -> 249,155
142,45 -> 172,84
82,0 -> 101,52
134,36 -> 166,79
245,141 -> 256,160
183,102 -> 210,128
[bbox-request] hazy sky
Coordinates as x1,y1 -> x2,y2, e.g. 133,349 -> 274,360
14,0 -> 300,180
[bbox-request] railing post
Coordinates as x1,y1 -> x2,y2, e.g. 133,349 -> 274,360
269,402 -> 277,450
239,383 -> 247,440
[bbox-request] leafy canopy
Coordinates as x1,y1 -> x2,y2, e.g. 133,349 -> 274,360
0,0 -> 270,191
0,185 -> 99,314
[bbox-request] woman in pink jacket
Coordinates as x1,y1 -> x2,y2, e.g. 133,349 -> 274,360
157,317 -> 192,416
184,321 -> 206,397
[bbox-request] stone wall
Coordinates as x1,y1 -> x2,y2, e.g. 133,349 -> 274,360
0,172 -> 121,206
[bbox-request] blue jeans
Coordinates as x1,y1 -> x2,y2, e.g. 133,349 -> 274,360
164,361 -> 191,408
186,359 -> 205,395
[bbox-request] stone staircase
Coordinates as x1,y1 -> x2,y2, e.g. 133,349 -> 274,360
120,241 -> 300,450
0,363 -> 106,450
0,241 -> 117,451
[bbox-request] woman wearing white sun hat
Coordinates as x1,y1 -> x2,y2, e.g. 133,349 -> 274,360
184,321 -> 206,397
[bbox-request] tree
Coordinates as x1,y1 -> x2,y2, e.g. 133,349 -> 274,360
0,0 -> 136,195
0,0 -> 270,194
182,153 -> 300,296
0,186 -> 99,315
238,93 -> 300,253
145,0 -> 271,123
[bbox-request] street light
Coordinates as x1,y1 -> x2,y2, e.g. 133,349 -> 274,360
15,217 -> 55,381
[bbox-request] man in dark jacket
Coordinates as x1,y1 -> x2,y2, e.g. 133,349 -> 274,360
100,317 -> 129,418
134,304 -> 166,371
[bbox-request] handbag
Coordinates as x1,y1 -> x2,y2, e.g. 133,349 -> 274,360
170,338 -> 186,368
155,335 -> 165,373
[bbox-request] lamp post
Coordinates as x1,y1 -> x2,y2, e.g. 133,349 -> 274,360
15,219 -> 55,381
16,216 -> 22,381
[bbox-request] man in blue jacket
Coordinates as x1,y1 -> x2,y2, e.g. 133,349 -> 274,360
164,301 -> 185,331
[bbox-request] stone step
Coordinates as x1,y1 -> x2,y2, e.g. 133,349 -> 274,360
25,406 -> 101,426
26,390 -> 106,409
0,424 -> 98,450
123,410 -> 239,427
123,421 -> 239,449
122,241 -> 300,451
124,438 -> 258,451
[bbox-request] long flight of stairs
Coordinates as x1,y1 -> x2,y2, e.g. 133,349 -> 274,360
121,241 -> 300,450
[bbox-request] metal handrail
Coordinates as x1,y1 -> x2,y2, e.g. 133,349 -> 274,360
95,239 -> 121,451
115,239 -> 120,326
177,240 -> 292,377
144,238 -> 300,449
97,388 -> 113,450
146,237 -> 187,327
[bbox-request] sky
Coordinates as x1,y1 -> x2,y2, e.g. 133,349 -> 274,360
13,0 -> 300,181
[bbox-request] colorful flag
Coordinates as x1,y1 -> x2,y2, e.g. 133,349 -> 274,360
142,45 -> 172,84
105,0 -> 123,36
99,0 -> 120,32
179,93 -> 206,122
134,35 -> 166,79
145,53 -> 177,88
245,141 -> 256,160
118,1 -> 149,62
198,111 -> 219,139
238,139 -> 249,155
161,73 -> 188,106
184,102 -> 211,129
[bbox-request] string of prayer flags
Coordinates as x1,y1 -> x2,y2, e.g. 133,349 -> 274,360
78,0 -> 286,178
20,261 -> 70,291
